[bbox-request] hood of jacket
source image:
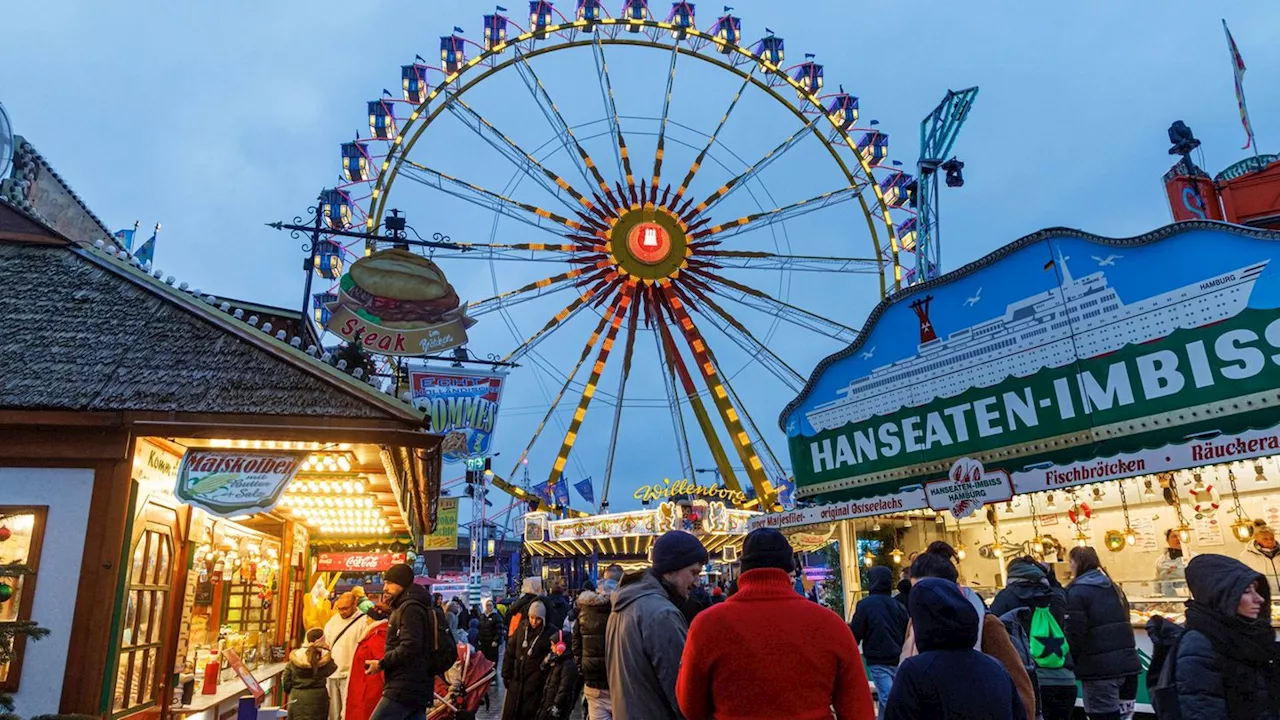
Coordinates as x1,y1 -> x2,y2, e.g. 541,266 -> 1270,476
390,582 -> 432,610
1003,578 -> 1053,606
1071,567 -> 1114,590
909,577 -> 979,652
358,619 -> 388,643
867,566 -> 894,594
289,647 -> 332,668
1187,553 -> 1270,618
613,569 -> 675,613
577,589 -> 612,607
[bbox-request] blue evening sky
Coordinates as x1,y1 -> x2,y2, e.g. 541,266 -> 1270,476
5,1 -> 1279,521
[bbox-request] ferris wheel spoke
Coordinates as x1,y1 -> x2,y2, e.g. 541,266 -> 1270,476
590,30 -> 634,191
502,275 -> 621,364
673,67 -> 756,203
689,185 -> 863,241
684,113 -> 826,218
670,282 -> 804,392
470,263 -> 605,318
505,291 -> 627,483
693,269 -> 860,343
694,249 -> 881,274
443,97 -> 597,215
400,162 -> 599,238
659,282 -> 778,507
544,281 -> 639,489
512,48 -> 616,201
648,307 -> 696,482
425,241 -> 594,265
651,297 -> 744,497
599,296 -> 641,510
648,41 -> 680,201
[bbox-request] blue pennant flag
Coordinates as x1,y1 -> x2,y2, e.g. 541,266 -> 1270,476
774,476 -> 796,509
531,481 -> 553,506
453,25 -> 465,34
496,5 -> 508,11
574,477 -> 595,505
553,475 -> 571,508
113,227 -> 136,252
134,224 -> 159,265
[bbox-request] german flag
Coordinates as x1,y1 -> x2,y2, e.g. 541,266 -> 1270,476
1043,259 -> 1055,271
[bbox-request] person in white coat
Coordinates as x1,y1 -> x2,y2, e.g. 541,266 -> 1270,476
1238,520 -> 1280,593
1154,529 -> 1192,596
322,592 -> 371,720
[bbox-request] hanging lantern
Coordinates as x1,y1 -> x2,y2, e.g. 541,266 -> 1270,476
1228,462 -> 1255,541
889,547 -> 904,565
401,64 -> 427,104
1233,518 -> 1255,542
1124,527 -> 1138,546
955,543 -> 966,561
313,292 -> 337,327
320,189 -> 352,230
367,100 -> 396,140
1176,525 -> 1191,543
314,240 -> 344,279
341,142 -> 370,183
861,550 -> 874,568
1074,531 -> 1089,548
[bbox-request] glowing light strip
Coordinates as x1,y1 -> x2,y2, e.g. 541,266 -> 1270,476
674,66 -> 755,200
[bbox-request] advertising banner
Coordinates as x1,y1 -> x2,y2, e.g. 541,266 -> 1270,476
325,249 -> 475,356
174,449 -> 306,517
315,552 -> 407,573
408,366 -> 507,463
421,497 -> 459,550
781,223 -> 1280,504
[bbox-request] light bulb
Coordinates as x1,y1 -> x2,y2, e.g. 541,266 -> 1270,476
872,521 -> 881,532
994,547 -> 1004,558
935,513 -> 945,524
1178,527 -> 1191,543
1124,529 -> 1138,546
956,545 -> 967,561
1075,534 -> 1088,548
1191,473 -> 1205,494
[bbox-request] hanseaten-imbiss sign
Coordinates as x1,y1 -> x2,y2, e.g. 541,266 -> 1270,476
780,222 -> 1280,507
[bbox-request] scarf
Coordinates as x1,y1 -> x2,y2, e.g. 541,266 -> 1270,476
1166,548 -> 1183,560
1185,600 -> 1276,667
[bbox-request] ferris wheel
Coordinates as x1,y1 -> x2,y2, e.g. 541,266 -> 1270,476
315,1 -> 920,514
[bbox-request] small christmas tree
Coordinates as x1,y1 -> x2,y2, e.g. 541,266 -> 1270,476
1,513 -> 49,720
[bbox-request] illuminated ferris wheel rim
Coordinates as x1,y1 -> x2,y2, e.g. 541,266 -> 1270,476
360,15 -> 907,296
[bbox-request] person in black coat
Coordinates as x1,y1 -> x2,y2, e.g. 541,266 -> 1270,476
367,564 -> 435,719
883,578 -> 1026,720
1176,554 -> 1280,719
476,597 -> 505,663
503,601 -> 554,720
1064,547 -> 1140,720
543,581 -> 572,633
850,566 -> 909,717
990,557 -> 1076,720
682,583 -> 712,625
537,630 -> 581,720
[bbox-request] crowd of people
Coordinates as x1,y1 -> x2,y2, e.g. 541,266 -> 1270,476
277,527 -> 1280,720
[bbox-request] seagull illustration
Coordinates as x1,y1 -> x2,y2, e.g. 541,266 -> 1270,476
964,287 -> 983,307
860,346 -> 876,359
1092,254 -> 1121,266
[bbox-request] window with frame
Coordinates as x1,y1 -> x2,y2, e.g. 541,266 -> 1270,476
0,507 -> 48,693
222,569 -> 275,638
112,524 -> 173,715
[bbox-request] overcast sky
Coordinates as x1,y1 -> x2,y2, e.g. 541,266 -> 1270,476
6,1 -> 1279,521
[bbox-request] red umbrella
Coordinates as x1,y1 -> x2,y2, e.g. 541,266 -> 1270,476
413,575 -> 444,586
427,644 -> 497,720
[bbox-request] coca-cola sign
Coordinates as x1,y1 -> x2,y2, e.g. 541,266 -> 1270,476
315,552 -> 406,572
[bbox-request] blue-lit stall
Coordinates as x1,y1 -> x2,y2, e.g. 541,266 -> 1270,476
440,34 -> 466,74
856,131 -> 888,167
897,216 -> 918,251
623,0 -> 648,31
755,35 -> 784,69
341,142 -> 370,183
668,2 -> 695,39
825,92 -> 858,132
320,189 -> 353,230
313,291 -> 338,327
530,1 -> 554,39
367,100 -> 396,140
314,240 -> 344,280
880,172 -> 912,208
712,13 -> 740,53
794,60 -> 823,95
577,0 -> 603,23
484,12 -> 509,49
401,64 -> 428,104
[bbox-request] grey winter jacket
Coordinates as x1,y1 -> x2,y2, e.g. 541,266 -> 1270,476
606,571 -> 688,720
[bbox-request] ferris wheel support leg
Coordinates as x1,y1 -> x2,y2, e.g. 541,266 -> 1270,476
653,302 -> 744,498
599,298 -> 642,513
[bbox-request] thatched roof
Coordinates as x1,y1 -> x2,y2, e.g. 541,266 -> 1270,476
0,237 -> 427,423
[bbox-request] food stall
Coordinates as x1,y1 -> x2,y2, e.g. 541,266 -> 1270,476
757,221 -> 1280,712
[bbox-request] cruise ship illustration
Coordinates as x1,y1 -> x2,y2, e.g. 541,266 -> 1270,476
805,253 -> 1269,433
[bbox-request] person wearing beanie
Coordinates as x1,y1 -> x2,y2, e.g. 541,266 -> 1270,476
676,528 -> 873,720
363,563 -> 435,720
507,576 -> 546,638
503,601 -> 553,720
850,566 -> 909,717
883,578 -> 1027,720
607,531 -> 708,720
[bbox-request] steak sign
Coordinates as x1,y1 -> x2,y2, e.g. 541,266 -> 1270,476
315,552 -> 407,573
924,457 -> 1013,519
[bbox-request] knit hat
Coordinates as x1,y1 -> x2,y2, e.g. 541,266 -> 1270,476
383,563 -> 414,588
739,528 -> 795,573
528,600 -> 547,620
652,530 -> 709,575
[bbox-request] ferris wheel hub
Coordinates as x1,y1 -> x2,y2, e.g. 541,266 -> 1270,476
607,208 -> 689,280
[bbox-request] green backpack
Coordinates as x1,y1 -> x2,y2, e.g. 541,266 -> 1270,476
1028,605 -> 1069,669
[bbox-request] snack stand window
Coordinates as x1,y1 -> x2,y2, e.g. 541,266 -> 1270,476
112,523 -> 174,715
0,507 -> 47,693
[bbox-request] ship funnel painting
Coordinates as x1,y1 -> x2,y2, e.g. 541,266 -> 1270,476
780,223 -> 1280,504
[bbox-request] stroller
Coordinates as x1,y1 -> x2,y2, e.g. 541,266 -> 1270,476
427,643 -> 497,720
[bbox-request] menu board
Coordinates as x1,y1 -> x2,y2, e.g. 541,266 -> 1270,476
174,568 -> 200,667
1193,515 -> 1225,547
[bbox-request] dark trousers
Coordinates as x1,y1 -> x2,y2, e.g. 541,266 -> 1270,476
369,696 -> 427,720
1040,684 -> 1078,720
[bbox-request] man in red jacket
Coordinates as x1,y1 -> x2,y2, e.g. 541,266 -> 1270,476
676,528 -> 875,720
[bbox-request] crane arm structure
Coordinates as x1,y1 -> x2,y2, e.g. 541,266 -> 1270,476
915,87 -> 978,282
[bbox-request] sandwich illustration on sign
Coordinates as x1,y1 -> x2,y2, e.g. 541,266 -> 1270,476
325,249 -> 475,355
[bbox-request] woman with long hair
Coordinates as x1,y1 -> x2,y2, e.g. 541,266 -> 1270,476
1064,547 -> 1140,720
282,628 -> 338,720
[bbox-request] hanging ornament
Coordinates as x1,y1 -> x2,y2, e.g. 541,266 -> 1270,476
1255,462 -> 1269,484
0,526 -> 10,542
1104,530 -> 1126,552
1191,482 -> 1221,517
0,582 -> 12,602
1067,502 -> 1092,527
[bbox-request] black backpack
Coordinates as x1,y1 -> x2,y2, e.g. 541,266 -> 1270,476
1146,616 -> 1185,720
425,603 -> 458,677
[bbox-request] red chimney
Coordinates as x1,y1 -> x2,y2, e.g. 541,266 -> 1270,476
910,295 -> 937,344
